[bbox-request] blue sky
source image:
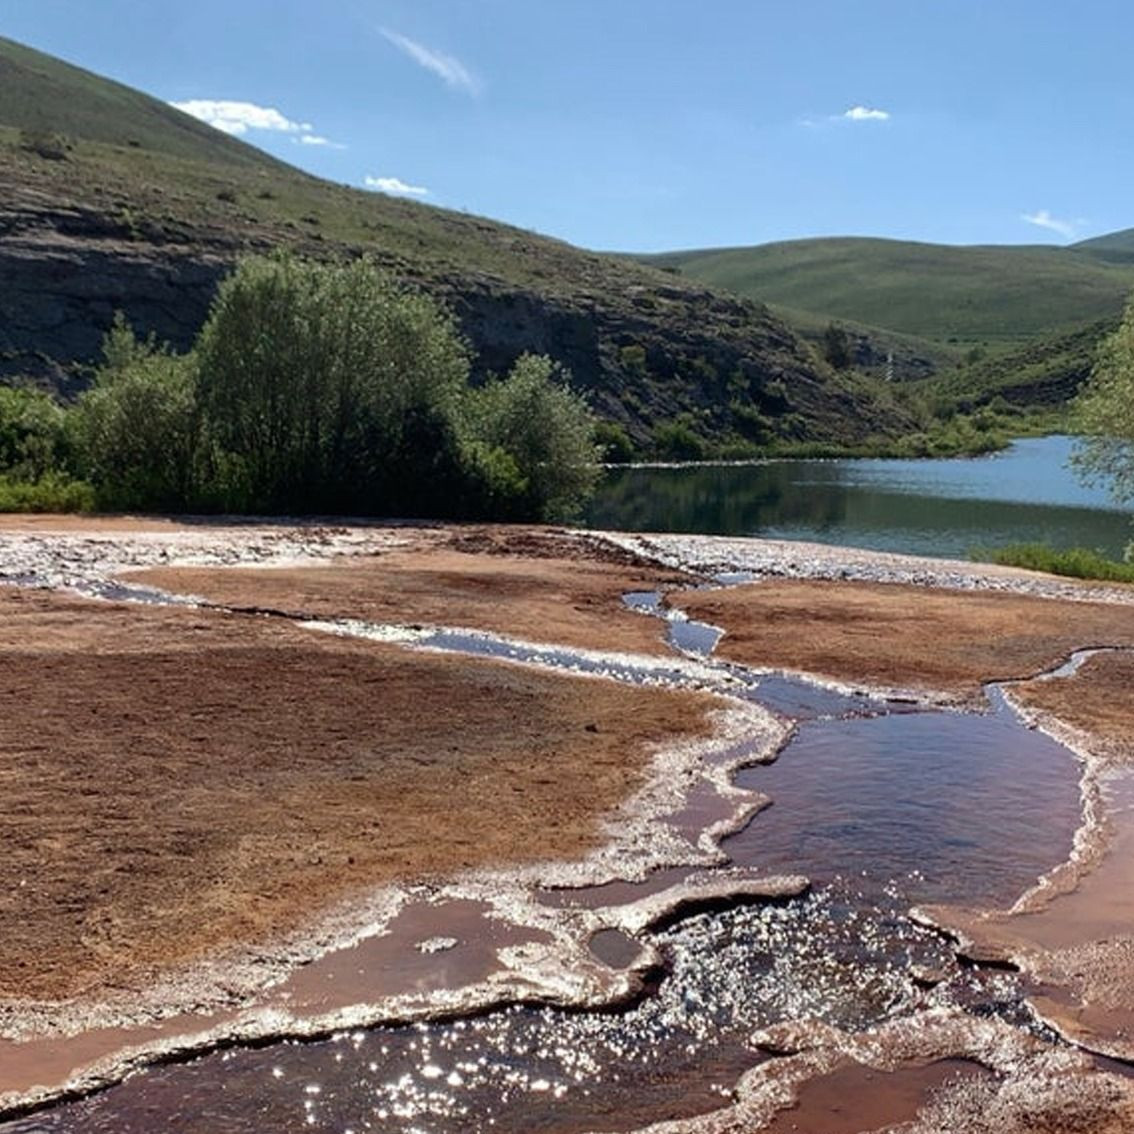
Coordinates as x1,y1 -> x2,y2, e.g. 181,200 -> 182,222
4,1 -> 1131,251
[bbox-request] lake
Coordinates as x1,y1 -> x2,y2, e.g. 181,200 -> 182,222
585,434 -> 1132,560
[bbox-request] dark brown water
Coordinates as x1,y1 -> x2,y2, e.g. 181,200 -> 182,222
727,703 -> 1082,908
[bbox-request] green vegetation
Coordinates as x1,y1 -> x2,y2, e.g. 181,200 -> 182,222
0,472 -> 94,513
1072,296 -> 1134,508
976,544 -> 1134,583
1073,228 -> 1134,265
640,237 -> 1134,346
62,255 -> 601,520
920,320 -> 1110,419
0,256 -> 601,519
465,353 -> 600,518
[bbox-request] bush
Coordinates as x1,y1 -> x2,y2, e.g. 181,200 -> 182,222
465,354 -> 600,520
0,386 -> 71,480
975,543 -> 1134,583
594,420 -> 636,463
18,128 -> 70,160
70,316 -> 199,510
0,472 -> 95,513
652,417 -> 706,461
195,253 -> 473,513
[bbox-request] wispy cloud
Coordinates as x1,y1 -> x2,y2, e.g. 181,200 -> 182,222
364,175 -> 430,197
842,105 -> 890,122
1021,209 -> 1081,239
380,28 -> 480,94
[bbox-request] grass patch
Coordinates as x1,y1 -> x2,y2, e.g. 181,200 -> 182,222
975,543 -> 1134,583
0,473 -> 96,512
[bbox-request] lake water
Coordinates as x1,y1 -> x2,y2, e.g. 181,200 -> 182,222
586,435 -> 1131,560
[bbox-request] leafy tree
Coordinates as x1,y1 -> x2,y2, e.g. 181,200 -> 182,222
1073,297 -> 1134,508
70,315 -> 198,509
0,386 -> 70,480
466,353 -> 600,520
194,254 -> 472,512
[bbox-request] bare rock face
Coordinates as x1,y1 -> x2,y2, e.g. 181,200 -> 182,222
0,226 -> 226,394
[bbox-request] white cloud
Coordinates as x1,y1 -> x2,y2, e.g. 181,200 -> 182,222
364,175 -> 430,197
296,133 -> 345,149
1021,209 -> 1080,239
380,28 -> 480,94
842,105 -> 890,122
171,99 -> 314,136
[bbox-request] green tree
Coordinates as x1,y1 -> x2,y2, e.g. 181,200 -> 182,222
1073,297 -> 1134,507
0,386 -> 70,480
466,353 -> 600,520
70,315 -> 198,509
194,254 -> 472,512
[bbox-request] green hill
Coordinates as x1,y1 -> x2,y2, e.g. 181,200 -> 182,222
1072,228 -> 1134,265
642,236 -> 1134,346
0,36 -> 916,456
0,36 -> 290,171
916,319 -> 1113,416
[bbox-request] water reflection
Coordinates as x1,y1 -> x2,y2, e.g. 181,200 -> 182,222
4,893 -> 973,1134
587,436 -> 1130,559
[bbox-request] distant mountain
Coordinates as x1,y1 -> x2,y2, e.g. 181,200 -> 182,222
0,36 -> 913,454
639,236 -> 1134,346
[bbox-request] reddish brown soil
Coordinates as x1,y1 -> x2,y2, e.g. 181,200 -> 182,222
761,1059 -> 990,1134
676,579 -> 1134,697
133,527 -> 684,656
0,586 -> 716,1003
0,513 -> 193,532
1014,652 -> 1134,751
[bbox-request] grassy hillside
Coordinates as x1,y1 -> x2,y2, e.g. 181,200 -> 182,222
0,36 -> 290,171
915,319 -> 1112,416
1072,228 -> 1134,265
0,37 -> 924,457
642,236 -> 1134,346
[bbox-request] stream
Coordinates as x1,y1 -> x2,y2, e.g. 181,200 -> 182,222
0,573 -> 1107,1133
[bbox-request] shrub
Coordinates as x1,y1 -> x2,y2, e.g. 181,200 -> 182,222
0,472 -> 95,513
652,417 -> 706,461
974,543 -> 1134,583
70,315 -> 199,510
194,253 -> 472,513
465,354 -> 600,520
0,386 -> 71,480
594,420 -> 636,463
18,128 -> 70,160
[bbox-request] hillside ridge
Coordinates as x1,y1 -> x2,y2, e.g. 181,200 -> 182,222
0,37 -> 910,453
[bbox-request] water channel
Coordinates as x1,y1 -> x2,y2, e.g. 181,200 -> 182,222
0,572 -> 1094,1133
586,435 -> 1131,559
